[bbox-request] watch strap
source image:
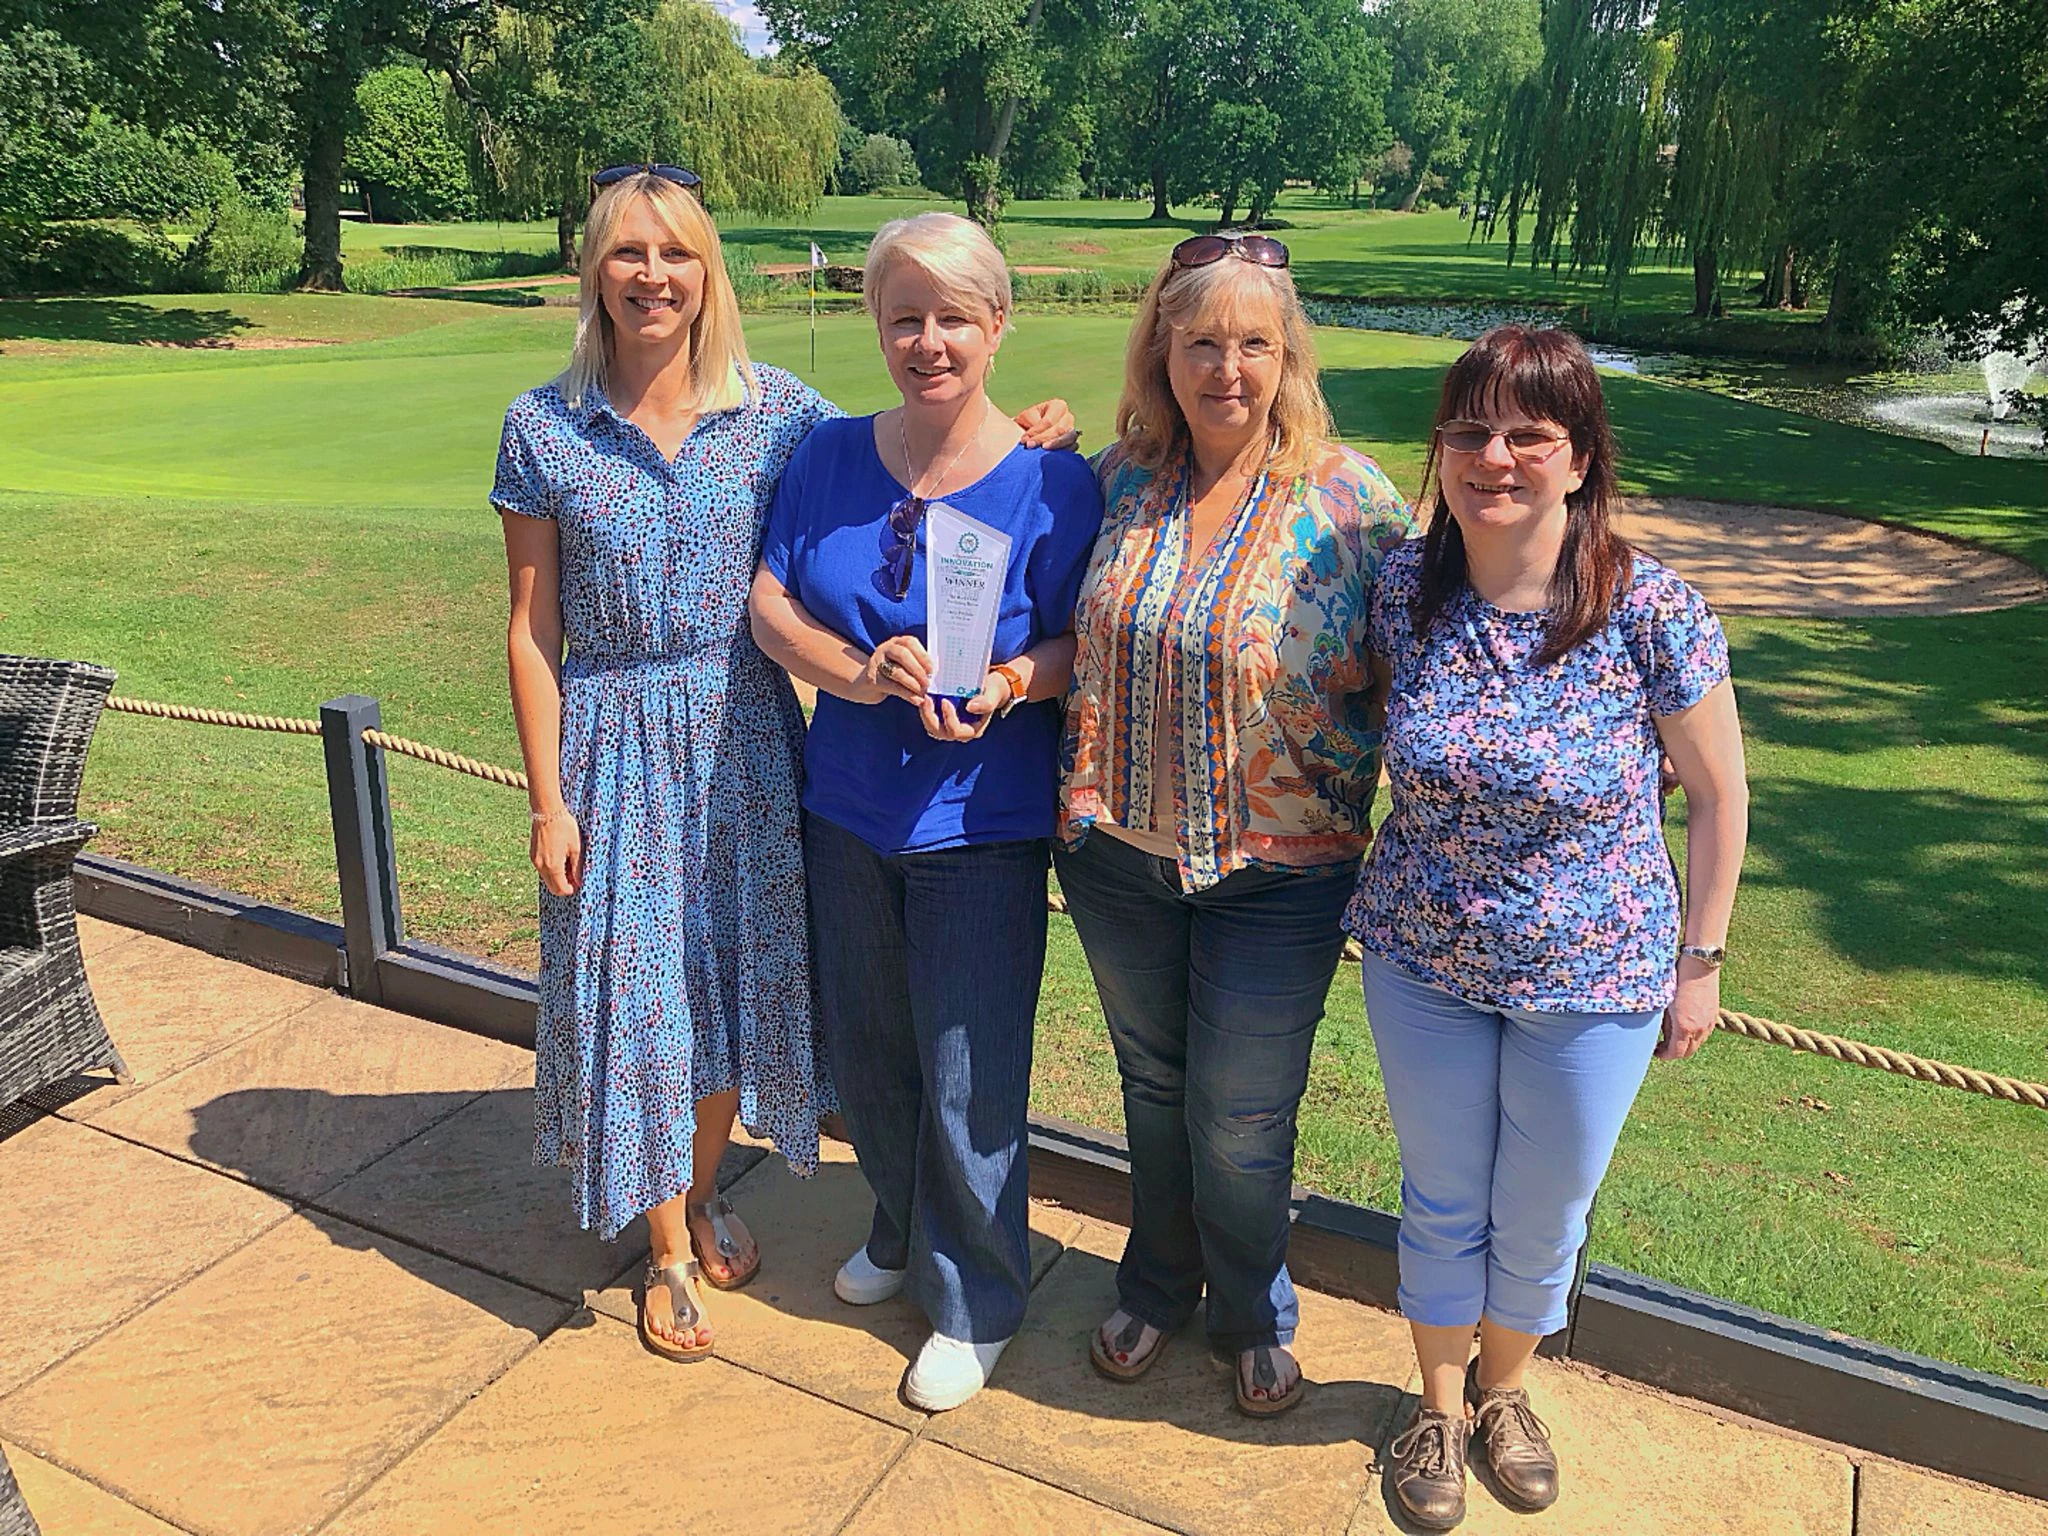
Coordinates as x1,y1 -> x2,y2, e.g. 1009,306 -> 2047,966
1679,944 -> 1726,969
990,663 -> 1027,717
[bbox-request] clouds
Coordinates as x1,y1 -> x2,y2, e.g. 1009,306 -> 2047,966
706,0 -> 775,55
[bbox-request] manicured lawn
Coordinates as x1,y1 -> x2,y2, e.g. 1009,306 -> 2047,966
1,299 -> 2043,1383
337,194 -> 1721,315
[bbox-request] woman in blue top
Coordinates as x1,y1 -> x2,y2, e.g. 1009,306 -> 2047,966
1350,327 -> 1749,1530
495,172 -> 1069,1367
751,212 -> 1104,1411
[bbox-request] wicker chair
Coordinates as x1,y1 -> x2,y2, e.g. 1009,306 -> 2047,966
0,656 -> 126,1110
0,1443 -> 39,1536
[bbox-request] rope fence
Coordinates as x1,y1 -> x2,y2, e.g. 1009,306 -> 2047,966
103,692 -> 2047,1110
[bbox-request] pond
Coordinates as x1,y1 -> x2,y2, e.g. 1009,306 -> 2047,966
1301,298 -> 2047,461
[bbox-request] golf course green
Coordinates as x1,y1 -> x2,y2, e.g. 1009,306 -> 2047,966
1,280 -> 2044,1387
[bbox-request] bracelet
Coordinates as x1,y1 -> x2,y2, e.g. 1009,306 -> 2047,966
530,807 -> 572,827
1678,943 -> 1726,969
990,662 -> 1027,717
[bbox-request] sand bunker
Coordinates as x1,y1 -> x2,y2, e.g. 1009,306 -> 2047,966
1614,498 -> 2048,617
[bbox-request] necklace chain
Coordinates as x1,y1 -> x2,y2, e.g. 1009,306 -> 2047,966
900,399 -> 992,502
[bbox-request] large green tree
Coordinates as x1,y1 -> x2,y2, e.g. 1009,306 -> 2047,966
761,0 -> 1114,226
1371,0 -> 1538,212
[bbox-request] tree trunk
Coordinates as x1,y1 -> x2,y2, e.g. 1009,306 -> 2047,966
1690,243 -> 1718,318
1823,256 -> 1872,335
1150,159 -> 1170,221
1788,254 -> 1807,310
965,0 -> 1046,228
296,69 -> 349,291
1397,133 -> 1439,213
557,204 -> 579,272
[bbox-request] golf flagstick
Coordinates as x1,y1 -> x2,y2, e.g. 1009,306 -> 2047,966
809,241 -> 825,373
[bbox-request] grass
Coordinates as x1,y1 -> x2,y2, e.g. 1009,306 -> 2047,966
1,296 -> 2044,1384
338,194 -> 1729,317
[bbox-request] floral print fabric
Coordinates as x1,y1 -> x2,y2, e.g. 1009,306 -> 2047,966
491,365 -> 836,1240
1060,441 -> 1415,890
1345,543 -> 1731,1013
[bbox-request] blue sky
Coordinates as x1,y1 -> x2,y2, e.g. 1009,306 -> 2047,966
708,0 -> 775,55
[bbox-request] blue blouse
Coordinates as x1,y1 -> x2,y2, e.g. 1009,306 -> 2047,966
1345,544 -> 1731,1013
761,415 -> 1104,855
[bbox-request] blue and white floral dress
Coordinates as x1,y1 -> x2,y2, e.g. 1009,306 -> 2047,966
492,364 -> 837,1240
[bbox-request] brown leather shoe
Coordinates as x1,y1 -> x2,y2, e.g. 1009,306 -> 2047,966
1466,1360 -> 1559,1511
1386,1405 -> 1470,1530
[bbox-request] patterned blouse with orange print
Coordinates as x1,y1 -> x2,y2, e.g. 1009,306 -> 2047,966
1058,439 -> 1416,891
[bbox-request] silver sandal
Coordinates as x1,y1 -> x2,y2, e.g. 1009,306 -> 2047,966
687,1194 -> 759,1290
638,1256 -> 713,1362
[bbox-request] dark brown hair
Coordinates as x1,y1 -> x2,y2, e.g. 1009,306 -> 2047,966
1411,325 -> 1631,666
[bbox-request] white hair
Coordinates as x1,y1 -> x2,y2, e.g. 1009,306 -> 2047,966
862,211 -> 1011,324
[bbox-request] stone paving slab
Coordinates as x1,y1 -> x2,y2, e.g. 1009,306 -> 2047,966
51,933 -> 324,1115
842,1441 -> 1178,1535
86,992 -> 529,1201
4,1441 -> 182,1536
320,1083 -> 646,1302
931,1214 -> 1409,1536
0,1210 -> 566,1536
75,914 -> 143,963
1858,1460 -> 2048,1536
0,1115 -> 289,1398
588,1143 -> 1079,1430
1351,1364 -> 1853,1535
322,1312 -> 906,1536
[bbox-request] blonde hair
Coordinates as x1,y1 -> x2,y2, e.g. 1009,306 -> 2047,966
560,172 -> 756,414
1114,251 -> 1332,481
862,211 -> 1011,327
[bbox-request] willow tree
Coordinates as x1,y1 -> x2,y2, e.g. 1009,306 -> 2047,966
469,0 -> 838,266
1476,0 -> 1674,305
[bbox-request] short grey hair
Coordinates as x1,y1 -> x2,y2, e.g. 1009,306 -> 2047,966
862,211 -> 1010,324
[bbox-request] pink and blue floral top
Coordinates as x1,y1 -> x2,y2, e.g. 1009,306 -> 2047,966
1344,543 -> 1731,1013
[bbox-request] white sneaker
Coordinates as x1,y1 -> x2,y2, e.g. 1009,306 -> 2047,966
903,1331 -> 1011,1411
834,1245 -> 906,1306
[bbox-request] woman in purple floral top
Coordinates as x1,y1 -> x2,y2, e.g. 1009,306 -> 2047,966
1350,328 -> 1749,1531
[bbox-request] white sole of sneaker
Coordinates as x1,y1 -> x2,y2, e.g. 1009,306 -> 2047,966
833,1265 -> 906,1306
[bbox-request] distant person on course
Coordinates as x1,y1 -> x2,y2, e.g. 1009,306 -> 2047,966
1055,232 -> 1414,1417
1353,325 -> 1749,1530
750,212 -> 1103,1411
493,168 -> 1071,1365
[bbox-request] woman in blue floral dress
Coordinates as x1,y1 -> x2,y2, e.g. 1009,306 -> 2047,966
1351,327 -> 1749,1529
493,170 -> 1069,1362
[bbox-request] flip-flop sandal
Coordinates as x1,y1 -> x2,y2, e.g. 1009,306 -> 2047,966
688,1195 -> 759,1290
1090,1313 -> 1172,1383
1234,1345 -> 1306,1417
638,1256 -> 714,1363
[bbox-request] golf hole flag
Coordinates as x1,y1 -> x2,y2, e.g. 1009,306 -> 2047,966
810,241 -> 826,268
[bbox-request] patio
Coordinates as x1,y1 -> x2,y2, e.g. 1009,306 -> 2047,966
2,916 -> 2043,1536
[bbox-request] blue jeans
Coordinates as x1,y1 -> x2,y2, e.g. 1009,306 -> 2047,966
1360,950 -> 1662,1336
805,812 -> 1048,1343
1053,830 -> 1358,1353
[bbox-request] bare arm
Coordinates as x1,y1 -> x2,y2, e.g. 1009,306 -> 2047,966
922,630 -> 1077,742
749,563 -> 923,706
502,511 -> 580,896
1652,678 -> 1749,1059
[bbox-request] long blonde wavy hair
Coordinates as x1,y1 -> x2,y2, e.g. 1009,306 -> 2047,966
1113,251 -> 1332,482
559,171 -> 756,414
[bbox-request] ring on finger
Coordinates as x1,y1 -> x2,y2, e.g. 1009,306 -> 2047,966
879,657 -> 898,680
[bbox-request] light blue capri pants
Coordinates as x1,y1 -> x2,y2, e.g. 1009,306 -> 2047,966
1361,950 -> 1663,1336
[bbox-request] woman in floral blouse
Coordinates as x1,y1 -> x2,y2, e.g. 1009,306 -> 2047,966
1056,232 -> 1413,1417
1352,326 -> 1748,1530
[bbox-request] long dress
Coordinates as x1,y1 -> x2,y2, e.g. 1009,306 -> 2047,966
491,363 -> 836,1240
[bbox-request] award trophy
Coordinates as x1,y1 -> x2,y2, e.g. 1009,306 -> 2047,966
924,502 -> 1012,698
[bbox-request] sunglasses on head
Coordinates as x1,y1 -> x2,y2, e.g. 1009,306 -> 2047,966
873,494 -> 928,601
591,163 -> 703,196
1169,232 -> 1290,271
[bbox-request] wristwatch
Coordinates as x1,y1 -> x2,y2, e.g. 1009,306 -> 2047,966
1679,944 -> 1726,969
990,662 -> 1027,717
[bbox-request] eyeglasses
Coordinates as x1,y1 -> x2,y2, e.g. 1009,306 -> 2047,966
874,495 -> 927,601
591,163 -> 702,196
1436,419 -> 1572,460
1169,233 -> 1290,271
